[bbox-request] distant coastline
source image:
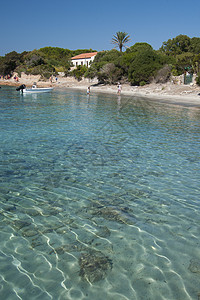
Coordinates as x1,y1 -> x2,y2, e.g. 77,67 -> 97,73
1,74 -> 200,107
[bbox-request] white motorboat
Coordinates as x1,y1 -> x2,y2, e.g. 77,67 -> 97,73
16,83 -> 53,94
22,87 -> 54,94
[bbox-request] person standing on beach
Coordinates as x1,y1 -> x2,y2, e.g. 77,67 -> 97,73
117,82 -> 122,95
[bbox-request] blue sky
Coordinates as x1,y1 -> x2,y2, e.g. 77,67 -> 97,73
1,0 -> 200,56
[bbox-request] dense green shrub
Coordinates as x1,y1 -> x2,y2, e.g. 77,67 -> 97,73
190,37 -> 200,54
126,42 -> 153,53
128,49 -> 164,85
160,35 -> 191,55
25,52 -> 44,67
85,43 -> 173,85
0,51 -> 25,76
193,54 -> 200,74
139,81 -> 146,86
196,72 -> 200,86
70,49 -> 97,57
84,64 -> 97,79
0,47 -> 95,78
85,50 -> 123,83
71,65 -> 88,81
94,49 -> 122,63
26,64 -> 55,79
159,35 -> 200,75
97,63 -> 123,84
1,36 -> 200,84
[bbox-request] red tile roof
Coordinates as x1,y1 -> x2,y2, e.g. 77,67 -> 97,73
71,52 -> 98,60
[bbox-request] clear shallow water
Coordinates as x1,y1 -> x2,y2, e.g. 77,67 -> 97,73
0,86 -> 200,300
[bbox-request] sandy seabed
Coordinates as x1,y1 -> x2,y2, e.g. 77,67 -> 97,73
1,74 -> 200,108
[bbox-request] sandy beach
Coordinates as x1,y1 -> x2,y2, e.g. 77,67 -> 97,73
1,74 -> 200,107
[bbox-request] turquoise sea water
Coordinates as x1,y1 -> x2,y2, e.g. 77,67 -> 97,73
0,86 -> 200,300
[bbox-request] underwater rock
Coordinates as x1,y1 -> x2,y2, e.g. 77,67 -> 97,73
44,208 -> 60,216
22,228 -> 38,237
31,239 -> 43,249
63,217 -> 75,225
4,206 -> 17,212
79,251 -> 112,283
41,228 -> 54,234
130,188 -> 152,199
91,206 -> 133,225
96,226 -> 111,238
12,220 -> 31,230
49,242 -> 88,255
188,259 -> 200,274
31,236 -> 47,250
55,226 -> 70,234
146,171 -> 165,177
24,209 -> 41,217
41,222 -> 66,234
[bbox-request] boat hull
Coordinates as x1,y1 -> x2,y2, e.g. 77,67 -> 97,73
20,87 -> 53,94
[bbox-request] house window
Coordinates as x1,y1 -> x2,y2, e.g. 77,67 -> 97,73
81,61 -> 83,66
76,62 -> 78,67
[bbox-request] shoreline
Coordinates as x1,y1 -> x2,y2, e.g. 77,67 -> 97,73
1,77 -> 200,108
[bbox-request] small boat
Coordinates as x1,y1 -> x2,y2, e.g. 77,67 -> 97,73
16,83 -> 53,94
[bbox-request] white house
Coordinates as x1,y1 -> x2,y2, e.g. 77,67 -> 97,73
71,52 -> 98,68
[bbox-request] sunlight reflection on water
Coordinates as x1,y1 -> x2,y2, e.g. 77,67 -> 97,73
0,87 -> 200,299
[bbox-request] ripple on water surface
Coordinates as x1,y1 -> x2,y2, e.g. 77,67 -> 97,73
0,87 -> 200,299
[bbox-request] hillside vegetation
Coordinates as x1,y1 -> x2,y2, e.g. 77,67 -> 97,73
0,48 -> 96,80
0,35 -> 200,86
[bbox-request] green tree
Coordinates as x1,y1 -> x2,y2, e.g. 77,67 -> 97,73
128,49 -> 166,85
160,35 -> 191,56
120,43 -> 154,72
112,32 -> 131,52
97,63 -> 123,84
25,52 -> 44,67
0,51 -> 24,76
176,52 -> 194,73
85,50 -> 123,83
71,65 -> 88,81
126,42 -> 153,53
190,37 -> 200,54
196,72 -> 200,86
85,43 -> 172,85
25,64 -> 55,79
193,53 -> 200,73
